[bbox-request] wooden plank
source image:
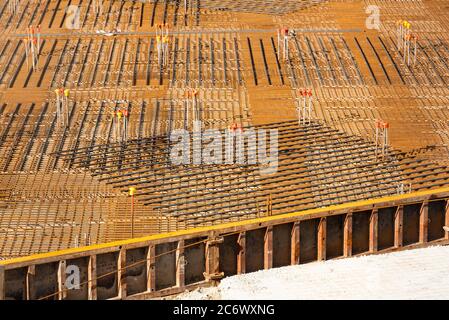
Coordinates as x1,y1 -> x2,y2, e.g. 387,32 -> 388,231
370,209 -> 378,253
291,222 -> 300,264
88,255 -> 97,300
146,245 -> 156,292
344,213 -> 352,257
57,260 -> 67,300
127,280 -> 212,300
419,200 -> 429,243
445,201 -> 449,240
395,205 -> 404,248
204,234 -> 223,282
264,226 -> 273,269
26,265 -> 35,300
237,232 -> 245,274
318,217 -> 326,261
118,248 -> 127,299
0,265 -> 4,300
176,240 -> 185,287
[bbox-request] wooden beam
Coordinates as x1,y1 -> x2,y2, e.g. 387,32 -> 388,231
26,265 -> 35,300
118,248 -> 127,299
344,213 -> 352,257
264,226 -> 273,269
291,222 -> 300,265
370,208 -> 378,253
445,201 -> 449,240
146,246 -> 156,292
394,205 -> 403,248
88,255 -> 97,300
0,265 -> 4,300
126,280 -> 212,300
57,260 -> 67,300
204,234 -> 223,283
237,232 -> 245,274
419,200 -> 429,243
318,217 -> 326,261
176,240 -> 185,287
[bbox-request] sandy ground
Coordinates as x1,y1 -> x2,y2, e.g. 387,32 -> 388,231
174,246 -> 449,300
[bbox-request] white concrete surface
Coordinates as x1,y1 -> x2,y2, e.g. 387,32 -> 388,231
175,246 -> 449,300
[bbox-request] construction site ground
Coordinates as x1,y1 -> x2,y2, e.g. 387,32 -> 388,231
1,0 -> 449,260
173,245 -> 449,300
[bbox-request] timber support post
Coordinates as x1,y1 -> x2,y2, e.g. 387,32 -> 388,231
88,255 -> 97,300
146,246 -> 156,293
57,260 -> 67,300
203,233 -> 224,284
318,217 -> 327,261
344,212 -> 353,257
237,232 -> 246,274
264,226 -> 273,269
291,222 -> 300,264
370,208 -> 378,253
0,265 -> 4,301
176,240 -> 185,288
26,265 -> 35,300
118,248 -> 127,299
445,201 -> 449,240
419,200 -> 429,243
395,205 -> 404,248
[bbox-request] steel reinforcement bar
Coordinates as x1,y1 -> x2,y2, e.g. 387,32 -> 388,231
1,187 -> 449,300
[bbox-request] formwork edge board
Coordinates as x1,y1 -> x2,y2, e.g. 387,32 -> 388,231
2,187 -> 449,269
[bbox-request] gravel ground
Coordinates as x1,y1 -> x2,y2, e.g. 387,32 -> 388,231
173,245 -> 449,300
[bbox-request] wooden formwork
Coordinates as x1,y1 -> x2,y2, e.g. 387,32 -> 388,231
1,186 -> 448,300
